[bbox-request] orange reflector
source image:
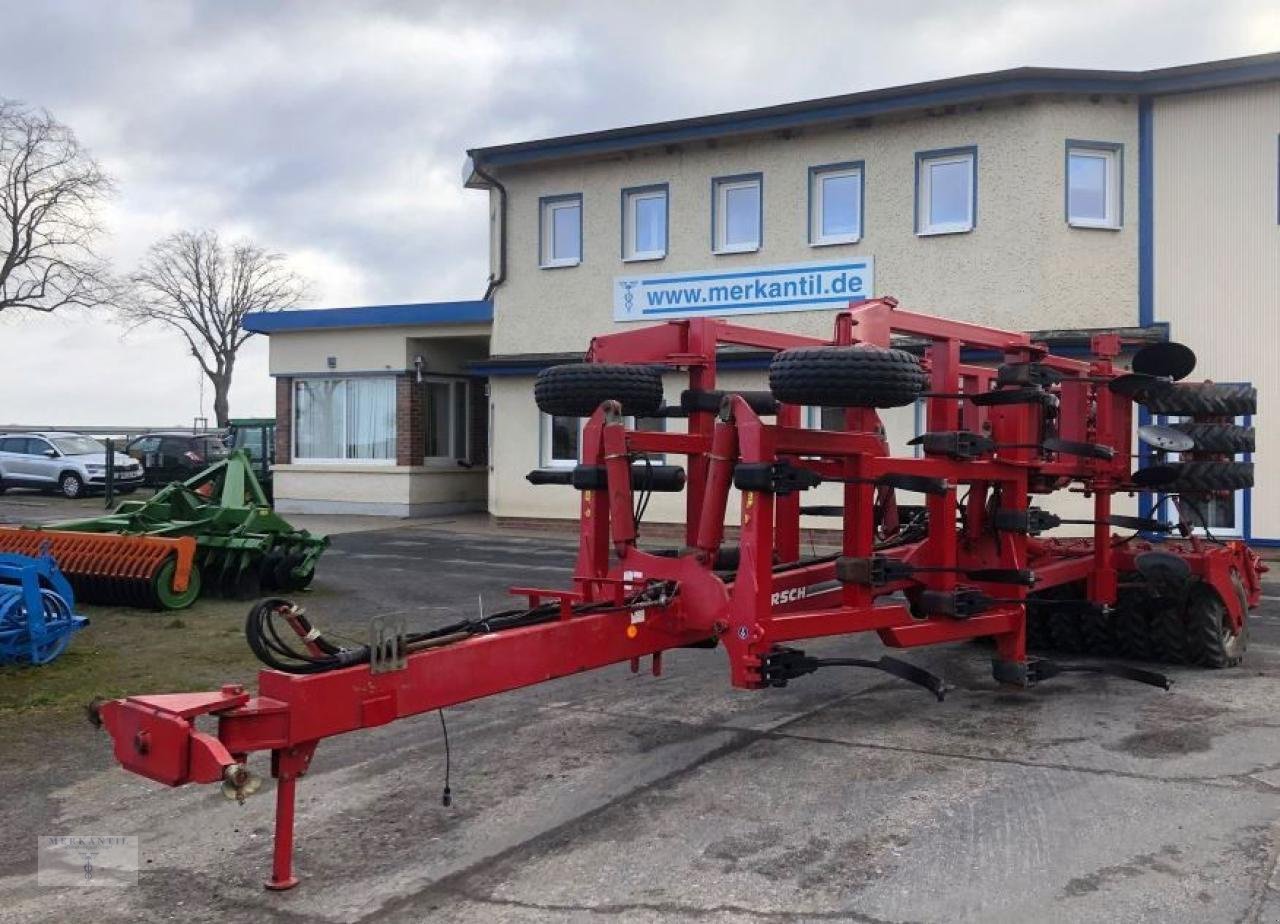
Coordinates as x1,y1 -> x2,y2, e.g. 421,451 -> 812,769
625,624 -> 638,639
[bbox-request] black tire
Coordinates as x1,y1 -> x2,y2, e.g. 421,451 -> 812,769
769,346 -> 927,409
1161,461 -> 1253,493
1047,608 -> 1086,654
1183,584 -> 1247,668
1115,593 -> 1155,661
1025,609 -> 1052,652
1080,606 -> 1117,655
1171,423 -> 1254,454
59,472 -> 85,499
534,364 -> 664,417
1138,382 -> 1256,416
1148,598 -> 1189,664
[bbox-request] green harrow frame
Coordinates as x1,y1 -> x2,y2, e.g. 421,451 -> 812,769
46,450 -> 327,605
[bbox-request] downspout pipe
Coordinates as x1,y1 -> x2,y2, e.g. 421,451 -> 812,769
470,155 -> 507,301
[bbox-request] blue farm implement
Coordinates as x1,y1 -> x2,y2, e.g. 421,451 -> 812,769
0,551 -> 87,666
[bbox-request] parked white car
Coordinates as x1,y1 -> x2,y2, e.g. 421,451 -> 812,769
0,431 -> 145,498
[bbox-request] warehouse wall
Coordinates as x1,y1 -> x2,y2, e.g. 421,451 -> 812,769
488,95 -> 1139,358
1152,81 -> 1280,541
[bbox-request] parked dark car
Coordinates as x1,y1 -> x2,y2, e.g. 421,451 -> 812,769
124,431 -> 228,486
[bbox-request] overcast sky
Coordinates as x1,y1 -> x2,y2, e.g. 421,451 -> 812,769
0,0 -> 1276,426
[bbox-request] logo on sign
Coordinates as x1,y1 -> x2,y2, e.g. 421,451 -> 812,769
614,258 -> 874,322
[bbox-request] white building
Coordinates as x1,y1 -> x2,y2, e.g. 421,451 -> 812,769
245,52 -> 1279,545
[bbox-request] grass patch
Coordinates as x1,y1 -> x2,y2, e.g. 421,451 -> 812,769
0,598 -> 262,719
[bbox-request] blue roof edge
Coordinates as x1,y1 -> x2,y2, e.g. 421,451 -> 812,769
243,300 -> 493,334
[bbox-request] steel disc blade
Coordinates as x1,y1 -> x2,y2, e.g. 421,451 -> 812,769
1108,372 -> 1167,397
1138,424 -> 1195,452
1132,341 -> 1196,381
1131,465 -> 1179,488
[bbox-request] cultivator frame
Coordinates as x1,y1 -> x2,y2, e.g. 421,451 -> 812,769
96,298 -> 1264,889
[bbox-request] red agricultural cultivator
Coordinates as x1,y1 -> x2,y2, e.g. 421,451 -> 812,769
95,298 -> 1264,889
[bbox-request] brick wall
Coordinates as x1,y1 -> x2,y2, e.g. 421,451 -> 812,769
396,374 -> 424,466
275,377 -> 292,464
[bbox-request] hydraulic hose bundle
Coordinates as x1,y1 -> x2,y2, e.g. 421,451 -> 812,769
246,583 -> 678,675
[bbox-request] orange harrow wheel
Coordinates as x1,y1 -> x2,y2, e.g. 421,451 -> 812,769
0,529 -> 200,610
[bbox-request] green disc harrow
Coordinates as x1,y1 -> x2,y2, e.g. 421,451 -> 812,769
37,450 -> 328,607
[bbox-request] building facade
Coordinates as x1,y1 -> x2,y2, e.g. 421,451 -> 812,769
246,53 -> 1279,543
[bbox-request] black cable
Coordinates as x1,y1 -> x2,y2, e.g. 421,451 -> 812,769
438,709 -> 452,807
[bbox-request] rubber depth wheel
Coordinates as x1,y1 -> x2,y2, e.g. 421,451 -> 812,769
152,560 -> 202,610
534,363 -> 664,417
1158,461 -> 1253,493
769,345 -> 927,408
1148,597 -> 1189,664
1171,423 -> 1255,454
1138,382 -> 1256,416
1183,585 -> 1247,668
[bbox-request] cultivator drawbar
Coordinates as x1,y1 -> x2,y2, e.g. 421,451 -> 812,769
0,451 -> 326,609
95,299 -> 1265,889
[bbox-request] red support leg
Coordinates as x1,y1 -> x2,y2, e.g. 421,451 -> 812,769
264,742 -> 317,891
265,773 -> 300,891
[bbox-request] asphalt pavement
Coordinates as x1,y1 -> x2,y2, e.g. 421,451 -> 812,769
1,521 -> 1278,923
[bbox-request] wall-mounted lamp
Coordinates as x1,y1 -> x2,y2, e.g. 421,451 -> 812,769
413,354 -> 425,384
326,356 -> 337,370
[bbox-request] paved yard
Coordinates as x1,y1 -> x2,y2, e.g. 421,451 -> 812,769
0,518 -> 1278,923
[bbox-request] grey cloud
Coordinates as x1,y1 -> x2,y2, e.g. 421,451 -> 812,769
0,0 -> 1272,423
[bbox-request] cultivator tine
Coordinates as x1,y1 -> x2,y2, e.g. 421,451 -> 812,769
1029,658 -> 1171,690
868,656 -> 950,701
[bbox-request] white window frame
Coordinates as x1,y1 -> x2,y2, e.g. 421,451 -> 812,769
712,174 -> 762,254
539,194 -> 582,268
622,185 -> 668,261
540,414 -> 666,468
541,414 -> 582,468
809,162 -> 863,246
916,148 -> 976,236
423,376 -> 470,464
1066,141 -> 1122,229
292,376 -> 397,465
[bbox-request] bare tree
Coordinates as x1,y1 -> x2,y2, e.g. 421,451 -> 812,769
124,230 -> 309,426
0,98 -> 113,313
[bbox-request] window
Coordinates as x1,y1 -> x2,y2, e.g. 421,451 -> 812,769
540,414 -> 665,467
809,163 -> 863,245
542,414 -> 580,467
712,174 -> 762,253
622,185 -> 668,261
425,378 -> 470,462
1066,141 -> 1122,228
540,194 -> 582,268
294,377 -> 396,462
916,148 -> 976,235
805,406 -> 846,430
